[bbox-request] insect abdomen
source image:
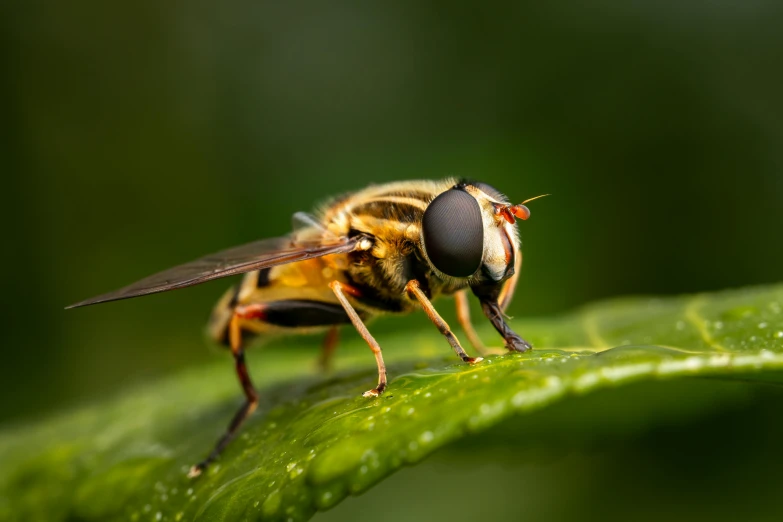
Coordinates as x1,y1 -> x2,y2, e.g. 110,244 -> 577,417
207,256 -> 359,347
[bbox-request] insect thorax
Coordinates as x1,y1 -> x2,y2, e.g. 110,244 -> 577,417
324,179 -> 469,314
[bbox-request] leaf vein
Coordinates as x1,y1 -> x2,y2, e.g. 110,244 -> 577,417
684,295 -> 728,352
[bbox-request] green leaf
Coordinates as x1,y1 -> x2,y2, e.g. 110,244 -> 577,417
2,284 -> 783,522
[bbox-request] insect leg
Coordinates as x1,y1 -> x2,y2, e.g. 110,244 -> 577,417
479,298 -> 532,353
455,290 -> 506,356
188,304 -> 262,478
329,281 -> 387,397
406,280 -> 482,365
497,252 -> 522,312
454,289 -> 496,356
318,326 -> 340,373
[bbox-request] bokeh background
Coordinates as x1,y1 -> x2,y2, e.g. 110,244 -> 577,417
2,1 -> 783,520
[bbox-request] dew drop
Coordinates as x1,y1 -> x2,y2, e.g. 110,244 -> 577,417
723,305 -> 758,320
675,320 -> 686,331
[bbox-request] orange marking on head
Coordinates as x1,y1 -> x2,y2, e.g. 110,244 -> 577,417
509,205 -> 530,221
493,203 -> 516,223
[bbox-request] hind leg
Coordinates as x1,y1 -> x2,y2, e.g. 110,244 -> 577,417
189,304 -> 263,478
189,299 -> 352,478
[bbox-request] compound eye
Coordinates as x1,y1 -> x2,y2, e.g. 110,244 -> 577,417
422,188 -> 484,277
474,182 -> 508,203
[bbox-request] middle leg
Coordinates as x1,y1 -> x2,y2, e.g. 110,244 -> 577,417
329,280 -> 387,397
317,326 -> 340,373
454,289 -> 488,355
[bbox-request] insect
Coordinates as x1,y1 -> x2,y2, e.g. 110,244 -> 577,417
67,179 -> 547,477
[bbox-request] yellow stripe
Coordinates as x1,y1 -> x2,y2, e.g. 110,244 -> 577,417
361,196 -> 429,210
350,215 -> 413,234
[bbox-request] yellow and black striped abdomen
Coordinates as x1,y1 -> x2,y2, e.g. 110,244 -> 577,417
207,253 -> 358,346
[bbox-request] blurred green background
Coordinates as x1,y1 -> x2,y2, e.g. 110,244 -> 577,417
3,0 -> 783,422
2,2 -> 783,514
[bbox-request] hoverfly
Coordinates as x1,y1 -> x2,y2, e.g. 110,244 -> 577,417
67,179 -> 547,477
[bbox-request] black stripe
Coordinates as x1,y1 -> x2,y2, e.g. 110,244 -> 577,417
345,273 -> 406,312
353,200 -> 425,223
227,285 -> 241,307
402,252 -> 432,298
220,325 -> 230,346
263,300 -> 353,328
256,268 -> 272,288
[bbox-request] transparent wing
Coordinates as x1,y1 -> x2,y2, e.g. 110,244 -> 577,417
66,232 -> 359,309
291,211 -> 339,240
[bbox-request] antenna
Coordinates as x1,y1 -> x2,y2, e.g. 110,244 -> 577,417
494,194 -> 550,223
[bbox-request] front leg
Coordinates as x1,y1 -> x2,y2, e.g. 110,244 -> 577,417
477,296 -> 532,353
406,280 -> 482,364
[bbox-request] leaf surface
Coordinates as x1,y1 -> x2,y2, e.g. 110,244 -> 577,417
1,285 -> 782,522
